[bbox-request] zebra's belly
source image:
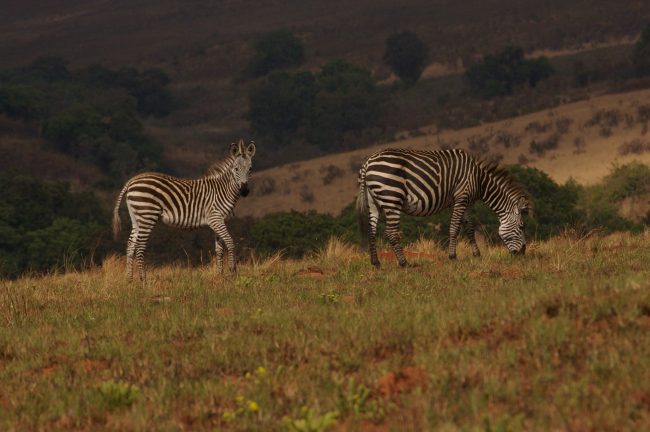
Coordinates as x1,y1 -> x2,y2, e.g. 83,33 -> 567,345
403,194 -> 451,217
161,211 -> 205,229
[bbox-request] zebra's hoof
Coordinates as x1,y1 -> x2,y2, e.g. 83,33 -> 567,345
399,260 -> 408,268
448,253 -> 457,260
371,260 -> 381,269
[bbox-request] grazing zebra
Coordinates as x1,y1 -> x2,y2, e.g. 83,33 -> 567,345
357,148 -> 532,268
112,139 -> 256,280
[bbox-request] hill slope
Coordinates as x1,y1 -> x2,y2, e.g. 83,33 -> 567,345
238,88 -> 650,217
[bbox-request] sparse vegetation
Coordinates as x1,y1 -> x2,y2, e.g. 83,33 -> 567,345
529,134 -> 560,157
254,176 -> 277,196
299,184 -> 315,204
619,139 -> 650,155
493,130 -> 521,148
320,164 -> 344,185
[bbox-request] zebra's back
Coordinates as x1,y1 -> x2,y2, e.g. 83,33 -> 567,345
125,172 -> 209,229
361,148 -> 479,216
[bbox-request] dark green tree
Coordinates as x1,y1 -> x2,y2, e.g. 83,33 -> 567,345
247,71 -> 316,144
383,31 -> 428,84
307,60 -> 383,150
246,30 -> 305,78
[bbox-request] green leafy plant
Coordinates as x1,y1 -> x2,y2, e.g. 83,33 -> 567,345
97,380 -> 139,409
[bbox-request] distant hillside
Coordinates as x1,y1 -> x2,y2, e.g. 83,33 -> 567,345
2,0 -> 649,137
236,88 -> 650,217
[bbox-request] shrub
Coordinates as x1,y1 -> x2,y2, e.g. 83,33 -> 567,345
618,139 -> 650,156
465,46 -> 554,98
529,134 -> 560,157
245,30 -> 305,78
0,176 -> 105,278
321,164 -> 344,185
255,176 -> 277,196
0,84 -> 46,120
248,211 -> 349,257
383,31 -> 428,85
97,380 -> 139,409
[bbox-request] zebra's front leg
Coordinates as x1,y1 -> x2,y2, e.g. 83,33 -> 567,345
215,236 -> 225,274
448,200 -> 468,260
462,211 -> 481,257
384,209 -> 407,267
209,219 -> 236,273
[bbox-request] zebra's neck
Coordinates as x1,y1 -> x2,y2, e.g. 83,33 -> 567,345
478,168 -> 518,217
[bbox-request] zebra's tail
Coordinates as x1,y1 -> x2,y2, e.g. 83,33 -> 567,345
356,167 -> 370,250
112,183 -> 129,241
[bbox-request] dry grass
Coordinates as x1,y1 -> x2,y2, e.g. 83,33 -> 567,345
2,233 -> 650,430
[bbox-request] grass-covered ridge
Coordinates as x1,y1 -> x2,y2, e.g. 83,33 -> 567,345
1,234 -> 650,430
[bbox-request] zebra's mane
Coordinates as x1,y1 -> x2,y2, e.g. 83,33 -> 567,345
476,157 -> 532,206
204,155 -> 236,178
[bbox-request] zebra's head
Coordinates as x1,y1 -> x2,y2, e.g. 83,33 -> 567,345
229,139 -> 256,197
498,196 -> 531,255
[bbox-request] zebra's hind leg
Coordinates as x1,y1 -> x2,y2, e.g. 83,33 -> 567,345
368,195 -> 381,268
448,199 -> 469,260
133,224 -> 154,282
126,229 -> 138,281
462,211 -> 481,257
384,209 -> 408,267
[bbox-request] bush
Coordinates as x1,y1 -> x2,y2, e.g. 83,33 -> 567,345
383,31 -> 428,85
0,176 -> 105,278
248,211 -> 350,258
245,30 -> 305,78
465,46 -> 554,98
0,84 -> 46,120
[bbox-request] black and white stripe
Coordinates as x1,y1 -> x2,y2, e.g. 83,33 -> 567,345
113,139 -> 256,280
357,148 -> 532,268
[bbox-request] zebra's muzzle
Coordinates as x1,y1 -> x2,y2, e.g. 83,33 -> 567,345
510,244 -> 526,255
240,183 -> 250,197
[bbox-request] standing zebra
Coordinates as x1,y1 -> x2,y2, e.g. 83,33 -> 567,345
112,139 -> 256,280
357,148 -> 532,268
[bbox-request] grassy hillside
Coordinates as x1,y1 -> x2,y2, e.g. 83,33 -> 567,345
238,88 -> 650,217
2,234 -> 650,430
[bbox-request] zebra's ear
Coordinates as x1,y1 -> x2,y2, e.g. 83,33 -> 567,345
230,142 -> 242,157
246,141 -> 256,158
